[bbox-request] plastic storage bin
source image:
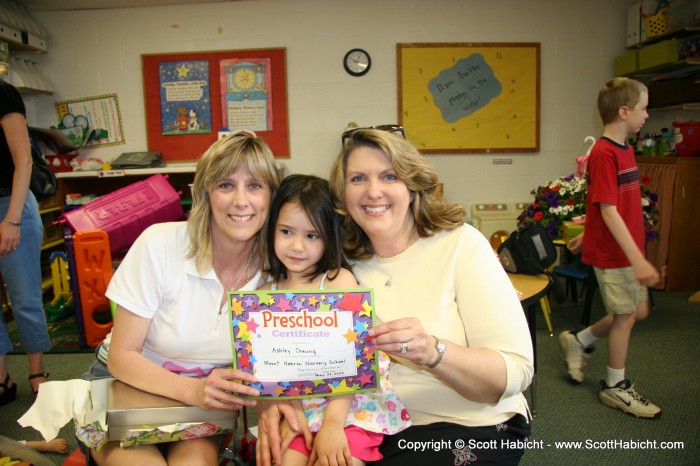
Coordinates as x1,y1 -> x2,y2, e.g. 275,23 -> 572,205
639,38 -> 679,70
58,174 -> 184,255
673,122 -> 700,157
615,50 -> 639,75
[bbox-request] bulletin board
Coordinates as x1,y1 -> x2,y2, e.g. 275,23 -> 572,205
398,43 -> 540,153
142,48 -> 289,160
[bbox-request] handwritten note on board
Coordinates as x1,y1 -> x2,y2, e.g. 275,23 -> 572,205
428,54 -> 502,123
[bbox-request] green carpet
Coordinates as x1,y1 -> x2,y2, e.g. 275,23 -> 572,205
8,315 -> 94,354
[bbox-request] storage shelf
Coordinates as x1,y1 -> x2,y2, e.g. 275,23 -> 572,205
41,239 -> 64,251
649,102 -> 700,111
39,206 -> 62,215
16,86 -> 53,96
56,163 -> 197,178
628,21 -> 700,49
630,58 -> 700,80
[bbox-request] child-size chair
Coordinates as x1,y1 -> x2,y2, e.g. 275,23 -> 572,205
490,231 -> 554,335
552,255 -> 596,326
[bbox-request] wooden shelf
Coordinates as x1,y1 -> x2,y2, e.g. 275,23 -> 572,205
39,206 -> 62,215
41,239 -> 64,251
56,163 -> 197,179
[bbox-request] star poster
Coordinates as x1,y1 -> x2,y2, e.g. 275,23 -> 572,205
229,289 -> 379,399
158,60 -> 212,135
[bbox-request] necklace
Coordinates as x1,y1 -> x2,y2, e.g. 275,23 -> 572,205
374,233 -> 418,290
224,249 -> 255,291
375,255 -> 402,290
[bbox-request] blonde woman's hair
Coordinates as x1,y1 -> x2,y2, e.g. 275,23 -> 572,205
330,128 -> 466,260
186,132 -> 282,273
598,77 -> 648,125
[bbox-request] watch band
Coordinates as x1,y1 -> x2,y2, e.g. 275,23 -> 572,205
426,336 -> 445,368
3,219 -> 21,227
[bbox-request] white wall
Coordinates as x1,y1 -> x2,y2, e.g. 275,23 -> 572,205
22,0 -> 632,211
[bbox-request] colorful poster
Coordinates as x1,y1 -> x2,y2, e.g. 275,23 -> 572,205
220,58 -> 272,132
158,60 -> 212,135
55,93 -> 125,148
229,289 -> 378,399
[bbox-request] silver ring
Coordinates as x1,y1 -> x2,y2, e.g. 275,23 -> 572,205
399,342 -> 408,354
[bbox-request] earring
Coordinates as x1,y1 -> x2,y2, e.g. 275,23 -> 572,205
410,193 -> 415,202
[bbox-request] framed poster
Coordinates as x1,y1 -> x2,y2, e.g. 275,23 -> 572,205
55,93 -> 125,149
142,48 -> 289,160
229,289 -> 379,399
398,43 -> 540,153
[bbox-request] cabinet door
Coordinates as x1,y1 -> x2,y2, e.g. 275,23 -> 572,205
667,158 -> 700,291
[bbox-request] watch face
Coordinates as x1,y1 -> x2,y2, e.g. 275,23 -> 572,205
344,48 -> 371,76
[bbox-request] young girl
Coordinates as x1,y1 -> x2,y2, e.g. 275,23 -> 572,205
260,174 -> 411,466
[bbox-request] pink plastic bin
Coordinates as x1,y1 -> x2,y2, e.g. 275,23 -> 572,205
59,174 -> 184,255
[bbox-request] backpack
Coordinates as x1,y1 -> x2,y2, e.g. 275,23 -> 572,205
497,224 -> 557,274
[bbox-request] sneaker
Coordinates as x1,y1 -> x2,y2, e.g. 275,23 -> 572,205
559,331 -> 594,383
599,379 -> 661,419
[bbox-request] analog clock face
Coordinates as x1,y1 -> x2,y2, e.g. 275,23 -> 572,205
344,48 -> 371,77
234,68 -> 256,89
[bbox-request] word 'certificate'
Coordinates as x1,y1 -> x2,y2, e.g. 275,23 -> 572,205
229,289 -> 378,399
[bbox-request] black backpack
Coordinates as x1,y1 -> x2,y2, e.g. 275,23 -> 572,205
497,224 -> 557,274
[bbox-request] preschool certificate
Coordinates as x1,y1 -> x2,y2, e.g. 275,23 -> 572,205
229,289 -> 379,399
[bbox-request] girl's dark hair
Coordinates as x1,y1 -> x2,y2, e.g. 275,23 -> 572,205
266,174 -> 350,282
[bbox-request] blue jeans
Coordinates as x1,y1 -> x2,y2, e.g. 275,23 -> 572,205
0,192 -> 51,355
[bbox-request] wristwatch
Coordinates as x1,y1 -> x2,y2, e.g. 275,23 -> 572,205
426,336 -> 446,368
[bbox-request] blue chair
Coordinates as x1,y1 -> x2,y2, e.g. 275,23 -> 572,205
552,255 -> 596,326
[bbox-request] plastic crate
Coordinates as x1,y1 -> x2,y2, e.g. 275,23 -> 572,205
643,8 -> 668,38
58,174 -> 184,255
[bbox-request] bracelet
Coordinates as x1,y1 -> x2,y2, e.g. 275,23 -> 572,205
3,219 -> 20,227
426,336 -> 446,368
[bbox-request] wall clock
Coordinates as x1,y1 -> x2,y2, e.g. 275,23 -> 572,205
343,48 -> 371,77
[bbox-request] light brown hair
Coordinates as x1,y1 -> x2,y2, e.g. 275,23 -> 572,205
597,77 -> 648,125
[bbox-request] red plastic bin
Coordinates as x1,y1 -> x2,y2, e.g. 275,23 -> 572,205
673,121 -> 700,157
59,174 -> 184,255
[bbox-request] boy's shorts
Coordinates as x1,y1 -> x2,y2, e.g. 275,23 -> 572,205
593,266 -> 648,315
288,425 -> 384,462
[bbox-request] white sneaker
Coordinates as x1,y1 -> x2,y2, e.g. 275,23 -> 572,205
559,331 -> 594,383
599,379 -> 662,419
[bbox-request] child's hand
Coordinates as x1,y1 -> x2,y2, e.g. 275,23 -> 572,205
567,233 -> 584,254
633,258 -> 660,287
307,424 -> 352,466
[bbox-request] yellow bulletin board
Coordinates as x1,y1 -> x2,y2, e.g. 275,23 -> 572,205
398,43 -> 540,153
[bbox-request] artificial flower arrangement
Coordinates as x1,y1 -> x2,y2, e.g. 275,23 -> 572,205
517,174 -> 659,241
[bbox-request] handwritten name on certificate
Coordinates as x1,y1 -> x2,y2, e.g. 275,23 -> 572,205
229,289 -> 379,399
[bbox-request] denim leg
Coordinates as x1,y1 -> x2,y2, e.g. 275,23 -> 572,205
0,193 -> 51,355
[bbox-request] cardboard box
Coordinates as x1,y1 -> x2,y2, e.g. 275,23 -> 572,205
627,2 -> 641,46
615,50 -> 639,76
0,22 -> 21,43
104,379 -> 237,443
639,39 -> 679,70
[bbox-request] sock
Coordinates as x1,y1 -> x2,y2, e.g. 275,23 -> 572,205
576,327 -> 598,348
606,366 -> 625,387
